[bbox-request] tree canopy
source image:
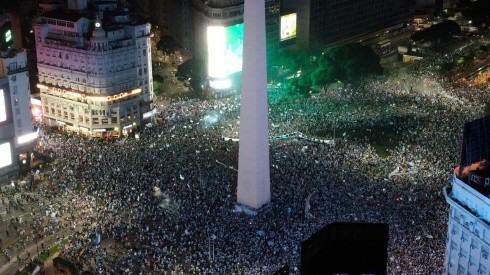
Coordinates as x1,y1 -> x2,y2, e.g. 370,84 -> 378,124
411,20 -> 462,44
276,49 -> 313,71
458,0 -> 490,29
157,35 -> 181,55
176,58 -> 205,81
175,58 -> 207,93
311,43 -> 382,88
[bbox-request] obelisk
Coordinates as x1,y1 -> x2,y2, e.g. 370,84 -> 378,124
237,0 -> 270,210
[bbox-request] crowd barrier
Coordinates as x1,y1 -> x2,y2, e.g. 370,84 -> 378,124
223,132 -> 335,145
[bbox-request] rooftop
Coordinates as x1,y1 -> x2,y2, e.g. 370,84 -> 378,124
41,9 -> 91,22
455,115 -> 490,195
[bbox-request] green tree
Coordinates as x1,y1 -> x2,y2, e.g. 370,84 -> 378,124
459,0 -> 490,29
153,81 -> 163,96
311,66 -> 339,89
312,43 -> 382,87
275,48 -> 314,80
412,20 -> 462,44
157,35 -> 180,55
176,58 -> 205,80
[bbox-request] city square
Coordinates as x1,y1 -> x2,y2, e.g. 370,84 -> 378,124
0,0 -> 489,274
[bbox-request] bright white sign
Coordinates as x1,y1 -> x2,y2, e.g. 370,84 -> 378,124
0,142 -> 12,168
0,90 -> 6,122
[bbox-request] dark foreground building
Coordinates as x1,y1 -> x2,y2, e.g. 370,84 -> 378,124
301,222 -> 389,274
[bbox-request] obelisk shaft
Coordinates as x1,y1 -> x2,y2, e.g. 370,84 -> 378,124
237,0 -> 270,209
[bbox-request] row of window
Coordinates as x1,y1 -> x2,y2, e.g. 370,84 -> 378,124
10,84 -> 25,130
44,104 -> 138,116
44,108 -> 138,125
38,48 -> 139,70
46,18 -> 75,28
448,261 -> 487,275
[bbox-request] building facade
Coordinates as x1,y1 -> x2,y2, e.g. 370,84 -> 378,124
129,0 -> 171,35
0,46 -> 36,182
35,0 -> 153,137
282,0 -> 415,50
444,115 -> 490,274
167,0 -> 193,51
192,0 -> 280,69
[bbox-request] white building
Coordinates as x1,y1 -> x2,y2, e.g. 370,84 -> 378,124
0,47 -> 37,182
444,115 -> 490,274
35,0 -> 153,137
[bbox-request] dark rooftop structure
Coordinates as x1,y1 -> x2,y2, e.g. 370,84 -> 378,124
301,222 -> 389,275
41,9 -> 91,22
460,114 -> 490,167
456,114 -> 490,195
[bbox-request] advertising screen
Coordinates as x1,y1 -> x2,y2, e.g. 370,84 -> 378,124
5,29 -> 12,43
0,22 -> 13,51
207,23 -> 244,78
280,13 -> 297,41
0,142 -> 12,169
0,90 -> 6,123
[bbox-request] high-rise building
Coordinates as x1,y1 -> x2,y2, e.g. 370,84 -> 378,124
127,0 -> 169,34
0,18 -> 36,182
444,115 -> 490,274
167,0 -> 193,51
35,0 -> 153,137
282,0 -> 415,50
128,0 -> 193,51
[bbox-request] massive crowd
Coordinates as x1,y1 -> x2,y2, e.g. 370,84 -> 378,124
1,38 -> 489,274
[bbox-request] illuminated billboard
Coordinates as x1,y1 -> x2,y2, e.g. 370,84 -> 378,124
0,89 -> 6,123
5,29 -> 12,43
207,23 -> 244,79
0,142 -> 12,169
280,13 -> 297,41
0,22 -> 13,51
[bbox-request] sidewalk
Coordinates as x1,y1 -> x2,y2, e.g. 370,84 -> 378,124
0,234 -> 63,274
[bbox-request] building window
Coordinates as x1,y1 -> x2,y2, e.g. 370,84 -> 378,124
459,248 -> 468,259
9,62 -> 17,71
457,264 -> 465,274
451,241 -> 457,251
471,240 -> 478,250
482,248 -> 489,259
479,264 -> 487,274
